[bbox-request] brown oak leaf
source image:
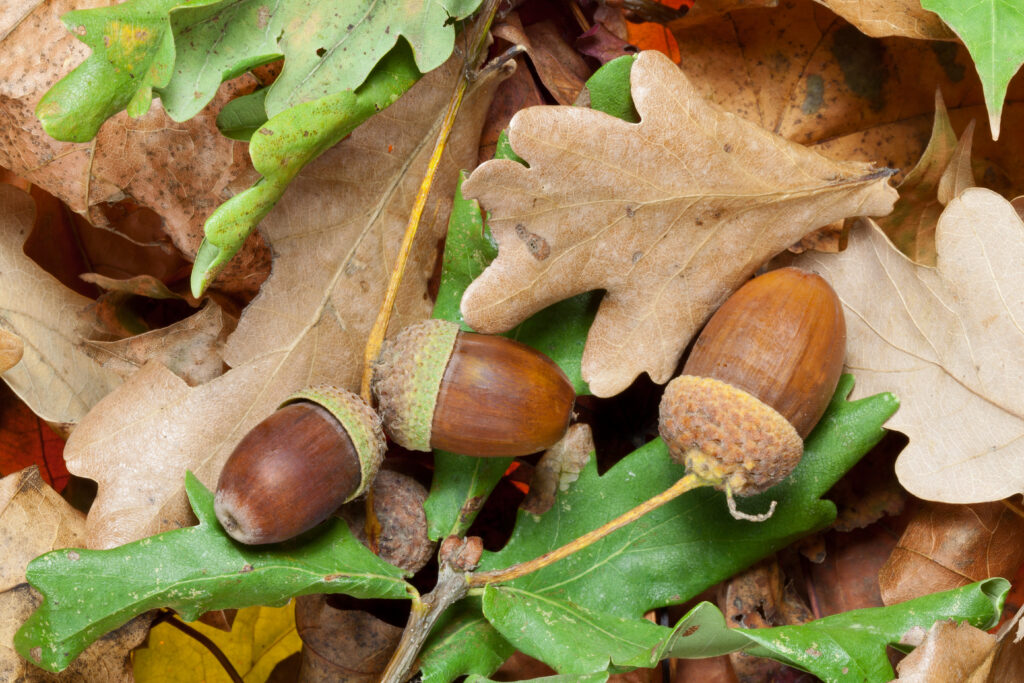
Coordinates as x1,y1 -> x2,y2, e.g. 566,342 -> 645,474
460,50 -> 897,396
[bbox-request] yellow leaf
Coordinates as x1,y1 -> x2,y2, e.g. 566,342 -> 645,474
133,603 -> 301,682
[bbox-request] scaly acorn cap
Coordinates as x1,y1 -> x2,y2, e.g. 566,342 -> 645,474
281,385 -> 385,501
659,375 -> 803,496
371,319 -> 460,451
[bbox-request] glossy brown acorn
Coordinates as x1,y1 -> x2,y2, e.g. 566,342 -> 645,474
372,319 -> 575,457
214,387 -> 384,545
659,267 -> 846,498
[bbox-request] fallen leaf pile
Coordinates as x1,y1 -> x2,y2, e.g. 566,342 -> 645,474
3,0 -> 1024,680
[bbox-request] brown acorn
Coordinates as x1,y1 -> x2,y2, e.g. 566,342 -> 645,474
214,386 -> 385,545
659,267 -> 846,513
371,319 -> 575,457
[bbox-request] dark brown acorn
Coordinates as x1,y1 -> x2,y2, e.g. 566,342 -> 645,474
659,267 -> 846,503
214,386 -> 384,545
371,319 -> 575,457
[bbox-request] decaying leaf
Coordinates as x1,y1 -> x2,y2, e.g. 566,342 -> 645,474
875,91 -> 975,265
294,595 -> 403,683
0,185 -> 123,424
879,501 -> 1024,605
62,53 -> 504,548
82,301 -> 227,385
0,467 -> 151,681
666,0 -> 1024,199
0,0 -> 266,293
460,50 -> 896,396
796,189 -> 1024,503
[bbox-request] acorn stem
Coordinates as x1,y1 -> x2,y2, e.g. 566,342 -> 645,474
359,0 -> 500,405
725,483 -> 777,522
468,473 -> 706,587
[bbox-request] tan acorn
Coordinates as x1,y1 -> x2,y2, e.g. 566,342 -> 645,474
659,267 -> 846,517
371,319 -> 575,457
214,386 -> 385,544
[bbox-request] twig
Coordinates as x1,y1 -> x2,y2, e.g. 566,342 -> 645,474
379,562 -> 471,683
359,0 -> 501,405
154,610 -> 244,683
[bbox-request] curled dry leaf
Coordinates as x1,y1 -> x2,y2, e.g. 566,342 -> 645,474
0,0 -> 266,293
0,185 -> 122,424
461,49 -> 896,396
62,53 -> 504,548
0,467 -> 152,681
894,620 -> 997,682
874,91 -> 975,266
796,188 -> 1024,503
82,301 -> 227,386
878,501 -> 1024,605
521,423 -> 594,516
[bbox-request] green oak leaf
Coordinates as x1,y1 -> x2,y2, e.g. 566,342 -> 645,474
419,600 -> 515,683
420,375 -> 899,680
39,0 -> 483,139
163,0 -> 483,120
922,0 -> 1024,139
14,473 -> 412,673
482,579 -> 1008,680
215,88 -> 270,141
36,0 -> 189,142
191,42 -> 421,296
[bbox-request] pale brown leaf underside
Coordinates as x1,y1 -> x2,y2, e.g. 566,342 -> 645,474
0,185 -> 122,424
461,50 -> 897,396
797,188 -> 1024,503
0,0 -> 265,293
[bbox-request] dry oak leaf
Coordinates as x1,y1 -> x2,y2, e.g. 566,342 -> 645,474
0,185 -> 122,424
460,49 -> 897,397
62,54 -> 504,549
795,188 -> 1024,503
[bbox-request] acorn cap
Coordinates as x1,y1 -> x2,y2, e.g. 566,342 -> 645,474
371,319 -> 460,451
659,375 -> 803,496
281,385 -> 385,501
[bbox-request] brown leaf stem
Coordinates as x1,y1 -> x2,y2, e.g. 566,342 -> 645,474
154,610 -> 243,683
468,473 -> 704,586
359,0 -> 501,405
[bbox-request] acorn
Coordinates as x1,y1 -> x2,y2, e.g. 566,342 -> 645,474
214,386 -> 385,545
371,319 -> 575,457
659,267 -> 846,518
